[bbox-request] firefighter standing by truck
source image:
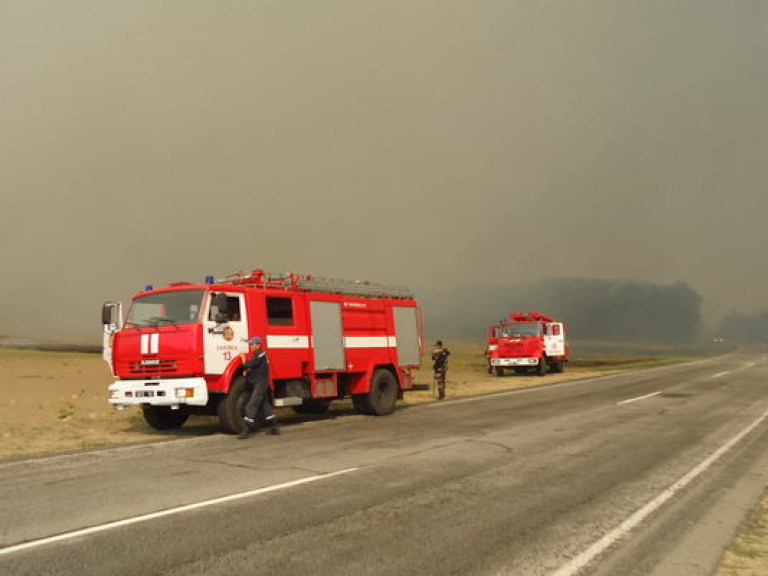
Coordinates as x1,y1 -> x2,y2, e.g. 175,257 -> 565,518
431,340 -> 450,400
238,336 -> 280,439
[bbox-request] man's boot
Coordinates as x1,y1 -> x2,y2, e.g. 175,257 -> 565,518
266,420 -> 281,436
238,418 -> 255,439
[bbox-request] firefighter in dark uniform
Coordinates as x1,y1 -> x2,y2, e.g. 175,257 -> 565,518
238,336 -> 280,439
431,340 -> 450,401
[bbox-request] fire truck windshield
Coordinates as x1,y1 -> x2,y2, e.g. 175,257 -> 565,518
124,290 -> 204,329
501,323 -> 542,337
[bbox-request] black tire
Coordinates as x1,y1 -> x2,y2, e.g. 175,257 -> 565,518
352,393 -> 370,415
217,375 -> 252,434
293,399 -> 332,415
353,369 -> 398,416
537,356 -> 548,376
552,358 -> 565,373
495,366 -> 504,377
142,406 -> 189,430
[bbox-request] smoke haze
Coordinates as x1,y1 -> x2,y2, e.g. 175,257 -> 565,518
1,1 -> 766,341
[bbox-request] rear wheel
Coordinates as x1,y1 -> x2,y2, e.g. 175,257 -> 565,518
142,406 -> 189,430
217,375 -> 251,434
353,369 -> 398,416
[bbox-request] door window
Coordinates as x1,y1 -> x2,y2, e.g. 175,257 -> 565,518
266,297 -> 294,326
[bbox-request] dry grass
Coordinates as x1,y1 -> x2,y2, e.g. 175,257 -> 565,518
716,496 -> 768,576
0,348 -> 220,461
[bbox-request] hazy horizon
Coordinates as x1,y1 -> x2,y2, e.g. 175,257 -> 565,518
2,1 -> 766,342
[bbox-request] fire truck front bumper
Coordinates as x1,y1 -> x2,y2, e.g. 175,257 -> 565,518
109,378 -> 209,408
491,357 -> 541,367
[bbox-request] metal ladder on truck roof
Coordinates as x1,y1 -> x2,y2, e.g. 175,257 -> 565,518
220,269 -> 414,299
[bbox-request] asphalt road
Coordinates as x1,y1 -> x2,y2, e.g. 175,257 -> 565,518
2,351 -> 767,576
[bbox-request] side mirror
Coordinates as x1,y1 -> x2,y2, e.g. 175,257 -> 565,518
102,304 -> 114,325
102,301 -> 123,332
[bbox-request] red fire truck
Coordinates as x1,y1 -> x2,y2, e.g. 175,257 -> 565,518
102,270 -> 423,432
487,312 -> 569,377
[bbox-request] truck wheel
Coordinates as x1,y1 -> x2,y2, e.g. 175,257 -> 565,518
217,375 -> 251,434
142,406 -> 189,430
354,369 -> 398,416
495,367 -> 504,377
537,356 -> 548,376
293,399 -> 332,415
552,359 -> 565,373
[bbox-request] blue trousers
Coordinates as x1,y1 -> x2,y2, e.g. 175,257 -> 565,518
244,380 -> 276,424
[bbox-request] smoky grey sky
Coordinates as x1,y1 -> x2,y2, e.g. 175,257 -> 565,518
1,0 -> 766,341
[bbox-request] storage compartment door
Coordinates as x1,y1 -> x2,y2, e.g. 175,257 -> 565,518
394,306 -> 421,366
310,301 -> 345,370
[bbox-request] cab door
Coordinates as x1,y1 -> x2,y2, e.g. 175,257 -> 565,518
203,292 -> 248,374
544,323 -> 566,356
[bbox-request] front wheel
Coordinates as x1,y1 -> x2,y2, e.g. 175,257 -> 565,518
216,375 -> 251,434
353,369 -> 398,416
142,406 -> 189,430
537,356 -> 548,376
495,366 -> 504,377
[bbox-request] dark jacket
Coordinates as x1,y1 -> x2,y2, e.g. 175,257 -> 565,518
432,347 -> 450,371
243,350 -> 270,386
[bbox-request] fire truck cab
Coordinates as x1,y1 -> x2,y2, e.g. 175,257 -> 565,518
487,311 -> 569,377
102,270 -> 423,433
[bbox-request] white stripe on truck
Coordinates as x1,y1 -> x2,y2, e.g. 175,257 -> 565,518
263,335 -> 398,349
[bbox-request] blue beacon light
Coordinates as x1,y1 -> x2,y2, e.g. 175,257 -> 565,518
205,275 -> 215,285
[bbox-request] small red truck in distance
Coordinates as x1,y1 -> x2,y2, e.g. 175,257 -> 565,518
102,270 -> 423,433
487,311 -> 569,376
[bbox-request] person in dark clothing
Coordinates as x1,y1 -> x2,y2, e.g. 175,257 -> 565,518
238,336 -> 280,439
431,340 -> 450,400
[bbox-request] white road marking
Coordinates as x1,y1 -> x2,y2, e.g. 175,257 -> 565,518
712,371 -> 730,378
550,405 -> 768,576
617,391 -> 662,405
0,467 -> 358,556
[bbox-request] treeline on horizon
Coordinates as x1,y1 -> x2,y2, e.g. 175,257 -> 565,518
423,278 -> 766,344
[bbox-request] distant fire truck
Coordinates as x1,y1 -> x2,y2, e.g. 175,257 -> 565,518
102,270 -> 423,432
487,312 -> 569,376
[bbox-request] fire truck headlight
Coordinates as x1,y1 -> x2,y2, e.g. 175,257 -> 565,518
175,388 -> 194,398
110,389 -> 124,399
